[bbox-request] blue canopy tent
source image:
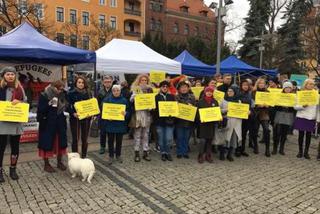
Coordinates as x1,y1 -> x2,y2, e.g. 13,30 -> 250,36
214,55 -> 277,77
0,22 -> 96,65
174,50 -> 215,77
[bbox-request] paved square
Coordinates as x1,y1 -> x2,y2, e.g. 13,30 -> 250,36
1,135 -> 320,214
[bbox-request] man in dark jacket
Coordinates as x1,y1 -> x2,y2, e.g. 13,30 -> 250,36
217,73 -> 232,93
98,76 -> 113,154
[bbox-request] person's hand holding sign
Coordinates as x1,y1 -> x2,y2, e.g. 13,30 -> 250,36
11,99 -> 21,105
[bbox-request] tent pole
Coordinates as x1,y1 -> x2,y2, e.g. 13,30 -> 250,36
93,62 -> 97,97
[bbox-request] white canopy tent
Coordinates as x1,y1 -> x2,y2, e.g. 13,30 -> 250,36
96,39 -> 181,75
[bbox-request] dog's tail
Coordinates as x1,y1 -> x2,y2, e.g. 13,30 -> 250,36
87,171 -> 95,184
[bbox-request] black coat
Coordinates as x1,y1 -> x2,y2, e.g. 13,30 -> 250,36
153,93 -> 176,126
37,93 -> 67,152
197,98 -> 219,139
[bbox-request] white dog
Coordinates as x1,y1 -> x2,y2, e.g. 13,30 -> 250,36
67,153 -> 95,184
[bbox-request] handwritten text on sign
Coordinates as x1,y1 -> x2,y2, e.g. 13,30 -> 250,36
74,98 -> 100,120
0,101 -> 29,123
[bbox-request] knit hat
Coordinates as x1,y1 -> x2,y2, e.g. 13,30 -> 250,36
177,81 -> 190,89
1,66 -> 16,77
282,81 -> 293,89
204,86 -> 214,93
159,80 -> 170,88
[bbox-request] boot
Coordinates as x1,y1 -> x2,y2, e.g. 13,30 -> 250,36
143,151 -> 151,161
235,147 -> 241,157
99,147 -> 106,155
44,159 -> 56,173
279,139 -> 286,155
161,154 -> 166,161
166,154 -> 173,161
9,167 -> 19,180
227,147 -> 234,162
265,142 -> 271,157
0,168 -> 4,183
297,140 -> 303,158
253,141 -> 259,154
241,141 -> 249,157
212,145 -> 217,154
219,146 -> 225,161
198,154 -> 204,164
57,155 -> 67,171
304,141 -> 311,160
205,153 -> 213,163
272,142 -> 278,155
134,151 -> 140,162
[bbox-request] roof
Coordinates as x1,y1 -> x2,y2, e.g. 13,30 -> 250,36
0,22 -> 96,65
167,0 -> 215,18
96,39 -> 181,74
174,50 -> 215,76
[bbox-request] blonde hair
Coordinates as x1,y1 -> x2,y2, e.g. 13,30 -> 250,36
0,75 -> 19,89
253,78 -> 266,92
302,78 -> 315,90
131,74 -> 151,91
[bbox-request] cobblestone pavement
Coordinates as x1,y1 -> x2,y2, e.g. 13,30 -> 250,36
1,134 -> 320,214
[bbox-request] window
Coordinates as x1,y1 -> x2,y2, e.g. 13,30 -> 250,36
149,2 -> 153,10
128,22 -> 135,32
70,35 -> 77,47
99,0 -> 106,5
56,7 -> 64,22
110,0 -> 117,7
99,14 -> 105,27
180,6 -> 188,13
200,11 -> 208,17
35,4 -> 44,19
82,36 -> 89,50
82,11 -> 89,25
173,23 -> 179,34
184,24 -> 189,35
70,9 -> 77,24
0,26 -> 6,36
156,20 -> 162,31
150,18 -> 155,30
195,26 -> 199,36
110,16 -> 117,29
99,37 -> 106,47
19,0 -> 27,15
56,33 -> 64,44
128,1 -> 134,10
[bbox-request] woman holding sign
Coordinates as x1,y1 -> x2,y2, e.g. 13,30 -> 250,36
67,76 -> 92,159
130,74 -> 153,162
252,78 -> 271,157
153,80 -> 175,161
175,81 -> 196,159
37,80 -> 68,173
102,85 -> 130,165
0,67 -> 26,182
197,86 -> 219,163
294,79 -> 318,159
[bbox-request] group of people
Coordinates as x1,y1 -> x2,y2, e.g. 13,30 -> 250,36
0,66 -> 319,184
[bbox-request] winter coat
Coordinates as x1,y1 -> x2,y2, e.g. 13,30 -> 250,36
252,90 -> 270,121
67,89 -> 92,120
175,93 -> 196,128
37,91 -> 67,152
0,86 -> 26,135
274,106 -> 295,126
221,99 -> 243,143
197,98 -> 219,139
153,92 -> 176,127
97,87 -> 112,108
102,95 -> 130,134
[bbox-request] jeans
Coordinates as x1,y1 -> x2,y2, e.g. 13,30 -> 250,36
156,126 -> 174,154
107,133 -> 123,158
134,127 -> 150,152
176,127 -> 191,156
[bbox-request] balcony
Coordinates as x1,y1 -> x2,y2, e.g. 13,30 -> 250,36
124,31 -> 141,37
124,8 -> 142,16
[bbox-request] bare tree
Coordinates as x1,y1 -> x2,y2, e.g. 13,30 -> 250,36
267,0 -> 290,34
0,0 -> 54,34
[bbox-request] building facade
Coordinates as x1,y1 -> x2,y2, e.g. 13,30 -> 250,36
145,0 -> 216,43
0,0 -> 145,50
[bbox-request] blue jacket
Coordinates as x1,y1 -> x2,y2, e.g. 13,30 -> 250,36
102,95 -> 131,134
67,89 -> 91,119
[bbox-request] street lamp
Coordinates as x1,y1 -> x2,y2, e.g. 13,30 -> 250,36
209,0 -> 233,75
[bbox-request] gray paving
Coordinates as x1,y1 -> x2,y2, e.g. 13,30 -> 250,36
1,134 -> 320,214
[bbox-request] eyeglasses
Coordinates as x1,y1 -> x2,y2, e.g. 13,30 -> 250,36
161,85 -> 168,88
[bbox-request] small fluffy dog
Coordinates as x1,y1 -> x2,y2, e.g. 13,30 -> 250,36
67,153 -> 95,184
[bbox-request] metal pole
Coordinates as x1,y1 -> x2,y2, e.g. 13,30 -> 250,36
259,48 -> 263,69
216,0 -> 223,75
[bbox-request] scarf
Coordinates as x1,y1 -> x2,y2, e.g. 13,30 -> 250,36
225,86 -> 241,102
44,85 -> 67,115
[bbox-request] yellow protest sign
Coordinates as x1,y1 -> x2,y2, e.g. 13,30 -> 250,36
74,98 -> 100,120
177,103 -> 197,122
152,88 -> 160,94
214,90 -> 225,103
150,71 -> 166,83
268,88 -> 282,93
255,92 -> 274,106
274,93 -> 296,107
0,101 -> 29,123
297,90 -> 319,106
102,103 -> 126,121
158,101 -> 179,117
227,102 -> 249,119
134,93 -> 156,111
199,107 -> 222,123
191,87 -> 204,100
217,82 -> 223,87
